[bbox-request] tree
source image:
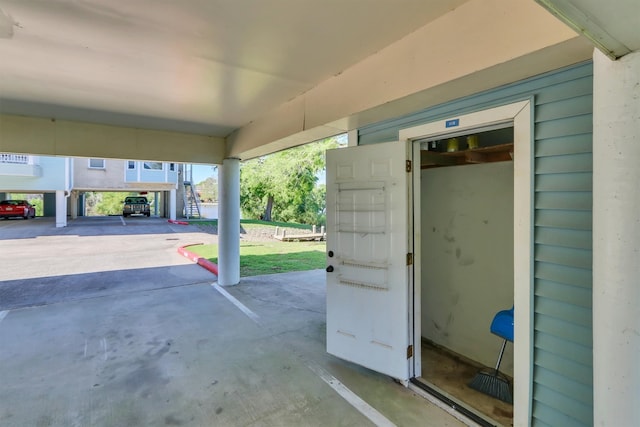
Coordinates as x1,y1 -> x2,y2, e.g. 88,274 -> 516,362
85,191 -> 142,216
196,177 -> 218,202
240,137 -> 340,225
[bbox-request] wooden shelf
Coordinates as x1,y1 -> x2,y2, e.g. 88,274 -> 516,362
420,143 -> 513,169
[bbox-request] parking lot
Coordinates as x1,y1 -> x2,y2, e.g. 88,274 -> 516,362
0,216 -> 464,427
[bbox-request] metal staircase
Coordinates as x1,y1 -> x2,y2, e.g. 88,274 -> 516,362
182,164 -> 202,219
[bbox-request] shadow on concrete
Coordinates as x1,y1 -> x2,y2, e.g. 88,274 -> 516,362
0,264 -> 215,311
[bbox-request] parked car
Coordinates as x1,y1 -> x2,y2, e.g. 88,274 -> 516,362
0,200 -> 36,219
122,196 -> 151,217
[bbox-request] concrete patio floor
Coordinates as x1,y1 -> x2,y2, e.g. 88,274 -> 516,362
0,218 -> 467,426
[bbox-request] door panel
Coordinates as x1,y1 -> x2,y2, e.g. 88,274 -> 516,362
326,141 -> 412,381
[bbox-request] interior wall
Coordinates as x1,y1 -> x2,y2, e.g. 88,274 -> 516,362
421,161 -> 514,375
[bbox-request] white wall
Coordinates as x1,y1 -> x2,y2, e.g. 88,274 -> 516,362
421,161 -> 514,375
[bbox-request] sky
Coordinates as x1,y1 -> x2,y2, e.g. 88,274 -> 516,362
189,164 -> 217,184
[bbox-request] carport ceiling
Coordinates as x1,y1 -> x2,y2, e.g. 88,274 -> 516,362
0,0 -> 468,137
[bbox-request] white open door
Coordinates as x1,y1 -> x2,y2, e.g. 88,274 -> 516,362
326,141 -> 414,382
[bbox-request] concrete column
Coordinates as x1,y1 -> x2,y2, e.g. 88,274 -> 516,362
169,189 -> 177,221
55,190 -> 67,228
347,129 -> 358,147
70,192 -> 78,220
154,191 -> 160,216
218,158 -> 240,285
593,49 -> 640,425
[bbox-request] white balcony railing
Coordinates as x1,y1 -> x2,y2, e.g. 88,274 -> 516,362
0,154 -> 30,164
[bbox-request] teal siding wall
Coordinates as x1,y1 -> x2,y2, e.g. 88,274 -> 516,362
358,62 -> 594,426
532,67 -> 593,427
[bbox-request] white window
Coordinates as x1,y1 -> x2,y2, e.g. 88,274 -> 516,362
143,161 -> 163,170
88,158 -> 105,169
127,161 -> 136,170
169,163 -> 175,171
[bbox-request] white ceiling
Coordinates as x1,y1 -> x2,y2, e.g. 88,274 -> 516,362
0,0 -> 468,137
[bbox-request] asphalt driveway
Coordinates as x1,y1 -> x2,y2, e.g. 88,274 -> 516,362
0,216 -> 215,310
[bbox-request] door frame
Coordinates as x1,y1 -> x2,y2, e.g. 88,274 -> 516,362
399,99 -> 533,424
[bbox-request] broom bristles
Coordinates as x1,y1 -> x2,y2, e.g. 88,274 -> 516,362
468,368 -> 512,404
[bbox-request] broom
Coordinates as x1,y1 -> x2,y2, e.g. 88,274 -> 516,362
468,338 -> 512,404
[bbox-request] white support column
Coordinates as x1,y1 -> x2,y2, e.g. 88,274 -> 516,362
55,190 -> 67,228
347,129 -> 358,147
70,191 -> 78,220
593,49 -> 640,426
218,158 -> 240,286
169,189 -> 177,221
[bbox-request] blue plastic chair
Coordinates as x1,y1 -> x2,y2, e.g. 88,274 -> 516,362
490,306 -> 514,342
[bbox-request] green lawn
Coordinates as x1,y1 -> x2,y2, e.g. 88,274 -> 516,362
187,240 -> 326,277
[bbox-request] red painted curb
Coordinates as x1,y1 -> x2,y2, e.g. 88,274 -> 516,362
178,244 -> 219,276
168,219 -> 189,225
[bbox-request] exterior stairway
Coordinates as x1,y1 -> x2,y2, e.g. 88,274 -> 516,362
182,180 -> 202,219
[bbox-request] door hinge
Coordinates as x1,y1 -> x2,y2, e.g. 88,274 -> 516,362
406,160 -> 412,172
406,253 -> 413,266
407,345 -> 414,359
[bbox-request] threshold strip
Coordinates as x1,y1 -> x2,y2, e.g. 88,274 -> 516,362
211,282 -> 260,325
0,310 -> 8,324
409,378 -> 496,427
308,363 -> 397,427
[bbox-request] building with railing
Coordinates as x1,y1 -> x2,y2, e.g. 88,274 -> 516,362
0,154 -> 180,225
71,158 -> 178,218
0,154 -> 71,226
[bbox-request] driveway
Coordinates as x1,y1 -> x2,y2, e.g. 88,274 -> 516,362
0,216 -> 465,427
0,216 -> 214,310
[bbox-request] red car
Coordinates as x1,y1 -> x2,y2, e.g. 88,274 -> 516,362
0,200 -> 36,219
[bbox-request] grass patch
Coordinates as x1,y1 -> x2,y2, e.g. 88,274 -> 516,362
188,240 -> 326,277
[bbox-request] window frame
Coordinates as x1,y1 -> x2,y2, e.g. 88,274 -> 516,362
88,158 -> 105,169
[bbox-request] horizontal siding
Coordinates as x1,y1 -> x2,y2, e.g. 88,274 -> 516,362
535,75 -> 593,105
533,387 -> 592,427
534,346 -> 590,390
535,367 -> 592,405
536,245 -> 592,270
535,153 -> 592,176
535,210 -> 592,230
534,337 -> 593,383
535,95 -> 593,122
536,172 -> 592,192
535,152 -> 592,174
535,227 -> 592,250
536,297 -> 592,328
532,64 -> 593,427
535,192 -> 592,211
535,115 -> 593,140
536,134 -> 592,157
535,279 -> 592,307
535,312 -> 591,347
533,402 -> 585,427
535,262 -> 592,289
